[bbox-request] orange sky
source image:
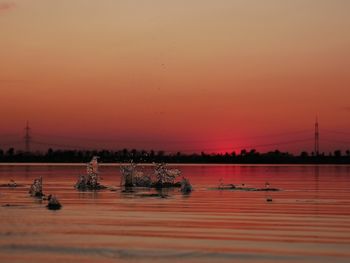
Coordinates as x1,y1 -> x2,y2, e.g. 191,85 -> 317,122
1,0 -> 350,153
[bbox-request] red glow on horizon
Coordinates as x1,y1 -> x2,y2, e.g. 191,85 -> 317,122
0,1 -> 349,153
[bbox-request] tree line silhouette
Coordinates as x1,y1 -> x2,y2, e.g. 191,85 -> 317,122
1,147 -> 350,164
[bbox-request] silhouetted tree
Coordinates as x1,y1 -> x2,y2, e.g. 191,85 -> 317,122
300,151 -> 309,158
6,148 -> 14,156
334,150 -> 342,158
0,146 -> 349,164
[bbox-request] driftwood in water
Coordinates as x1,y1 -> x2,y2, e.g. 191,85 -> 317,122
218,184 -> 236,190
215,187 -> 280,191
215,186 -> 280,192
216,181 -> 280,192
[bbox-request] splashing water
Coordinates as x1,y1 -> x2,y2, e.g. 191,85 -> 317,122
120,162 -> 184,188
29,177 -> 44,197
75,156 -> 105,190
154,163 -> 181,185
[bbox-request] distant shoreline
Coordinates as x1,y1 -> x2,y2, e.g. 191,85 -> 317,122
1,148 -> 350,164
1,162 -> 350,166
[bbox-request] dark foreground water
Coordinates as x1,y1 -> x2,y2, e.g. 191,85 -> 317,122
0,164 -> 350,263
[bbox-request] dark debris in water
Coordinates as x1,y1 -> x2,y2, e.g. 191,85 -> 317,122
2,204 -> 26,207
152,181 -> 181,189
255,188 -> 280,192
136,193 -> 169,198
46,195 -> 62,210
211,186 -> 280,192
0,180 -> 25,188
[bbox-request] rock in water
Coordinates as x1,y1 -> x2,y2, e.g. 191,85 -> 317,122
47,195 -> 62,210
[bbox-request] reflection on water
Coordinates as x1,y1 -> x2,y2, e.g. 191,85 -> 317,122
1,164 -> 350,263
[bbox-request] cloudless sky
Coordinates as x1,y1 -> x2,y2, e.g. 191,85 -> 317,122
1,0 -> 350,153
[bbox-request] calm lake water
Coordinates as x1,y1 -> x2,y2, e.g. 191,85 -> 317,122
1,164 -> 350,263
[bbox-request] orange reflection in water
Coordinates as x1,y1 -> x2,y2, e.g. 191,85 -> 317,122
0,164 -> 350,263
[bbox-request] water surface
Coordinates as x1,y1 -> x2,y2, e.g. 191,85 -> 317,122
1,164 -> 350,262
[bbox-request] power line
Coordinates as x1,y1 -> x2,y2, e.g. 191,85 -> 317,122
31,140 -> 89,150
172,138 -> 314,153
0,141 -> 23,147
31,129 -> 313,145
322,138 -> 350,145
2,122 -> 349,153
0,133 -> 21,138
323,129 -> 350,136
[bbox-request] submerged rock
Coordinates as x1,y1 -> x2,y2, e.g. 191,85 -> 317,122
47,195 -> 62,210
29,177 -> 44,197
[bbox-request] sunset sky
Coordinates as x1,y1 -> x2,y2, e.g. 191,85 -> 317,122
1,0 -> 350,153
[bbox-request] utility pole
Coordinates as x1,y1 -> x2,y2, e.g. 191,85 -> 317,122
24,121 -> 31,153
314,117 -> 319,156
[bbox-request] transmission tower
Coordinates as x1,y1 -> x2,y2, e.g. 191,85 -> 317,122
314,117 -> 319,156
24,121 -> 31,153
